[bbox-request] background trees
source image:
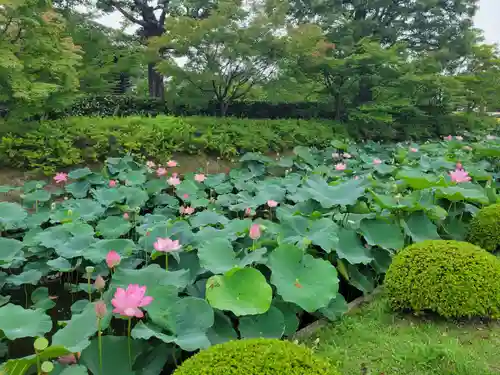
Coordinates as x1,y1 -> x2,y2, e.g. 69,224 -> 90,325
1,0 -> 500,128
0,0 -> 81,118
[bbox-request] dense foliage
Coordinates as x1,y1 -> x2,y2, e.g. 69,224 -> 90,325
0,135 -> 498,373
467,203 -> 500,252
0,116 -> 346,173
172,338 -> 340,375
0,0 -> 81,118
385,240 -> 500,319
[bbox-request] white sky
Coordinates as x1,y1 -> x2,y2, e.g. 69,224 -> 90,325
93,0 -> 500,46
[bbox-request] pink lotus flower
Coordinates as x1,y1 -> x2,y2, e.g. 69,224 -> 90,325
111,284 -> 153,318
146,161 -> 156,169
109,180 -> 117,188
106,250 -> 121,269
168,176 -> 181,186
410,147 -> 418,153
172,172 -> 178,178
94,300 -> 107,319
54,172 -> 68,184
486,134 -> 496,140
267,200 -> 278,208
373,158 -> 382,165
450,168 -> 471,183
245,208 -> 255,217
156,167 -> 167,177
123,212 -> 129,220
167,160 -> 178,168
179,206 -> 195,215
354,176 -> 359,180
335,163 -> 347,171
332,152 -> 340,158
249,224 -> 261,240
444,135 -> 453,141
456,162 -> 463,169
154,237 -> 181,252
342,152 -> 352,159
194,174 -> 206,182
456,135 -> 463,141
94,275 -> 106,290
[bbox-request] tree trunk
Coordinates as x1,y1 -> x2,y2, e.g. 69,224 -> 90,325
220,101 -> 229,117
148,63 -> 165,99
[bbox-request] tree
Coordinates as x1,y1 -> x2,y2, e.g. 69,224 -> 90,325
0,0 -> 81,119
95,0 -> 217,98
63,11 -> 143,95
456,44 -> 500,113
288,0 -> 478,67
153,0 -> 291,116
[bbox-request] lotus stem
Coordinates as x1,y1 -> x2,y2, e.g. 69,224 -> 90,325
87,276 -> 92,302
165,254 -> 168,272
127,317 -> 132,371
98,318 -> 103,375
35,349 -> 41,375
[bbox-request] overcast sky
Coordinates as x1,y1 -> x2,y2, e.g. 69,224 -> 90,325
94,0 -> 500,46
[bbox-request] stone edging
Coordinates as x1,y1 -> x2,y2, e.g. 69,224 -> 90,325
292,286 -> 384,341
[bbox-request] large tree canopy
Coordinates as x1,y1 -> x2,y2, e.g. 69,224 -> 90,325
0,0 -> 81,118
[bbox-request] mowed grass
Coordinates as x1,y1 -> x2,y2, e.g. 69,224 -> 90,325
305,295 -> 500,375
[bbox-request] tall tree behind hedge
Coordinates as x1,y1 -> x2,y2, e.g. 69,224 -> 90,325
0,0 -> 81,119
94,0 -> 218,99
153,0 -> 324,116
63,11 -> 143,95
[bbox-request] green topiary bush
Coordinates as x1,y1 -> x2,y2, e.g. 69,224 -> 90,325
172,338 -> 341,375
385,240 -> 500,319
467,203 -> 500,252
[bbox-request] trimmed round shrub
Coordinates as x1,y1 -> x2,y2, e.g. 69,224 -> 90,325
385,240 -> 500,319
467,203 -> 500,252
172,338 -> 340,375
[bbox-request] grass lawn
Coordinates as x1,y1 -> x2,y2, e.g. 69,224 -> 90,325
305,295 -> 500,375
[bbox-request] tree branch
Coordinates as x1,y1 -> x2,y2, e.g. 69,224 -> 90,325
108,1 -> 148,27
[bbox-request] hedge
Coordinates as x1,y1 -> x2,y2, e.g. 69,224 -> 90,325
172,338 -> 341,375
0,116 -> 346,173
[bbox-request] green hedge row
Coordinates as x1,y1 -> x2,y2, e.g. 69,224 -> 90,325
0,116 -> 346,173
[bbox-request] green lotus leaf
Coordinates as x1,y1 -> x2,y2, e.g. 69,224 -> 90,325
0,202 -> 27,226
86,239 -> 137,263
0,304 -> 52,339
298,177 -> 365,208
207,311 -> 238,345
119,170 -> 146,185
6,269 -> 43,286
111,264 -> 190,290
359,218 -> 404,251
402,211 -> 440,242
96,216 -> 132,239
269,244 -> 339,312
53,300 -> 112,353
319,294 -> 348,321
91,187 -> 125,207
65,181 -> 91,199
190,211 -> 229,227
239,306 -> 285,339
80,336 -> 142,375
336,228 -> 373,264
206,267 -> 272,316
68,167 -> 92,179
31,287 -> 56,310
0,237 -> 24,263
23,189 -> 51,203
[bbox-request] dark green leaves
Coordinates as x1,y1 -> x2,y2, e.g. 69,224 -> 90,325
269,244 -> 339,312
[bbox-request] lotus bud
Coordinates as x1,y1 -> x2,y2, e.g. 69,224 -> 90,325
94,300 -> 107,319
94,275 -> 105,290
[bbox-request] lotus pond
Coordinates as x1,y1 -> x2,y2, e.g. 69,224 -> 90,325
0,134 -> 498,374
